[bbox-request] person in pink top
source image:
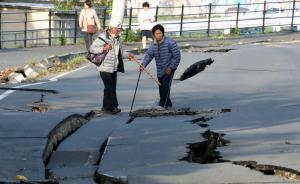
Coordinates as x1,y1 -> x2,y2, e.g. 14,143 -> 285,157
79,0 -> 101,50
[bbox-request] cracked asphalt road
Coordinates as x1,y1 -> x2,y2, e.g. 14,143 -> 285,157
1,34 -> 300,183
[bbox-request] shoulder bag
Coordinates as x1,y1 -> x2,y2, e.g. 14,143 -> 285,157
86,37 -> 109,66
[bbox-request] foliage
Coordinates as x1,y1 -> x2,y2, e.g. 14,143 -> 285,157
27,55 -> 87,82
217,33 -> 226,40
27,59 -> 38,67
58,35 -> 67,46
93,0 -> 110,6
122,29 -> 141,42
92,0 -> 112,10
49,55 -> 86,73
230,27 -> 240,35
15,43 -> 23,48
52,0 -> 79,10
264,26 -> 274,33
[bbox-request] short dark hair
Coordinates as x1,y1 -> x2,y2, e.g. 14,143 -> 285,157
152,24 -> 164,35
142,2 -> 150,8
84,0 -> 92,8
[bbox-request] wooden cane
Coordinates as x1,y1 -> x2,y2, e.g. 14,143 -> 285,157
130,57 -> 161,86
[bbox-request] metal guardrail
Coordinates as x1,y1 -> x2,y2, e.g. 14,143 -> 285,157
0,1 -> 299,49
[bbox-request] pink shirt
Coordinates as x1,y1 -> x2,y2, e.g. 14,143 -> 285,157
79,8 -> 101,32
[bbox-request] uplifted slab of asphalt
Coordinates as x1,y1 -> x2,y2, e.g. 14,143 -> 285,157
97,116 -> 205,182
97,116 -> 287,184
0,111 -> 75,181
47,113 -> 127,183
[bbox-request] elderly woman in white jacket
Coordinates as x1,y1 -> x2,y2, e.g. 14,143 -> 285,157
89,26 -> 125,114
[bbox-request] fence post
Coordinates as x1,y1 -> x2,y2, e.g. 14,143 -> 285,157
180,4 -> 185,36
126,7 -> 133,41
207,3 -> 212,37
262,1 -> 266,34
0,12 -> 2,49
49,9 -> 52,46
291,0 -> 296,31
24,11 -> 28,48
128,7 -> 133,31
155,5 -> 159,22
102,7 -> 107,30
74,9 -> 78,44
236,3 -> 240,30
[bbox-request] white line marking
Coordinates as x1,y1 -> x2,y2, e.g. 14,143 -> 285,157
0,90 -> 15,100
0,65 -> 88,101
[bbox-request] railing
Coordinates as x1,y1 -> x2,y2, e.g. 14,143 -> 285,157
0,1 -> 299,49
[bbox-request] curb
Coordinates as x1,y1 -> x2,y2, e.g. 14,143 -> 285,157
1,51 -> 87,85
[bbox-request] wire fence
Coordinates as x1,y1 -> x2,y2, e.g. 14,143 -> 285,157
0,0 -> 300,49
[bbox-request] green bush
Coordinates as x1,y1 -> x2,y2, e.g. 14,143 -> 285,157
122,29 -> 141,42
58,35 -> 67,46
230,27 -> 240,35
52,0 -> 79,10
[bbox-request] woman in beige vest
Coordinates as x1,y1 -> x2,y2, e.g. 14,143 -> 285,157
79,0 -> 101,50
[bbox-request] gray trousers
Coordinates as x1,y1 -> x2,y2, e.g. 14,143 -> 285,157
83,32 -> 93,50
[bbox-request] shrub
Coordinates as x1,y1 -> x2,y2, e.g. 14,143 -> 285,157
122,29 -> 141,42
230,27 -> 240,35
58,35 -> 67,46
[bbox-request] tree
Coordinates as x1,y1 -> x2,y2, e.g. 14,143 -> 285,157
52,0 -> 80,10
52,0 -> 112,10
93,0 -> 112,8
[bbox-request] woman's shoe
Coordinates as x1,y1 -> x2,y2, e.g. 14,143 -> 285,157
111,107 -> 121,114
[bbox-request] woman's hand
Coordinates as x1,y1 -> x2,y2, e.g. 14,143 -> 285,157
165,67 -> 172,75
128,53 -> 134,60
103,44 -> 112,52
139,64 -> 145,72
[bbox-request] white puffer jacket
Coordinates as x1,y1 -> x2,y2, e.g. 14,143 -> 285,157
89,32 -> 125,73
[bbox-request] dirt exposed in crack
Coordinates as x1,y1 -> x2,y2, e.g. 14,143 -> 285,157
27,94 -> 58,112
128,108 -> 225,124
43,114 -> 88,165
129,108 -> 217,119
29,103 -> 50,112
233,160 -> 300,181
181,130 -> 230,164
130,108 -> 198,117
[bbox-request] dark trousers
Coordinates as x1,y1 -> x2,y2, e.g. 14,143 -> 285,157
100,72 -> 118,110
83,32 -> 93,50
158,72 -> 174,108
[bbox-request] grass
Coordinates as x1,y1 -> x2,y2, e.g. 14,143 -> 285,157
264,26 -> 274,33
27,59 -> 38,66
26,55 -> 87,82
48,55 -> 86,73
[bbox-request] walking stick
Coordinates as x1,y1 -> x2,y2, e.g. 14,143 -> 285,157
129,71 -> 142,114
130,57 -> 161,86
